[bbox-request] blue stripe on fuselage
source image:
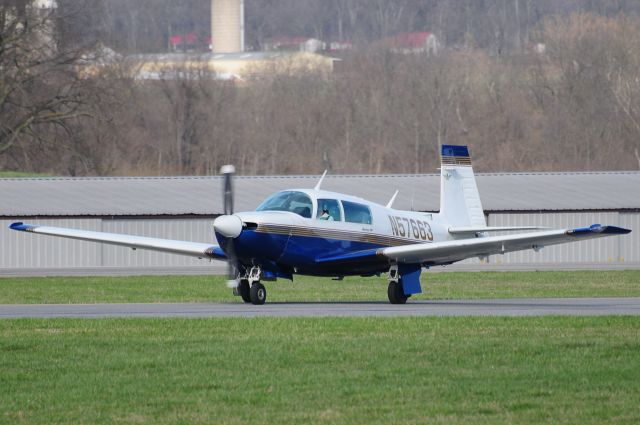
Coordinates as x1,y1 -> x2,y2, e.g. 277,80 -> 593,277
233,229 -> 390,276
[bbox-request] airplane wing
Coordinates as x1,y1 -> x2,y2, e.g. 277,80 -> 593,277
9,222 -> 226,260
381,224 -> 630,266
317,224 -> 631,268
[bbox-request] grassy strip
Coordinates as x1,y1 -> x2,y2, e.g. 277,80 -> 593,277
0,270 -> 639,304
0,171 -> 52,178
1,317 -> 639,424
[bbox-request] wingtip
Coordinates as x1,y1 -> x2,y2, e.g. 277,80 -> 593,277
568,224 -> 631,236
9,222 -> 30,231
601,225 -> 632,235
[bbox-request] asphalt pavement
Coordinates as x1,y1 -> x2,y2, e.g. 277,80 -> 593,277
2,298 -> 640,318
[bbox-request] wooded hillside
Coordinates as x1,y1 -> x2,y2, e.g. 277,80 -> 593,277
1,1 -> 640,175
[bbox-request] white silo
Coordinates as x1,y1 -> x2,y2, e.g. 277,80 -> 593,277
211,0 -> 244,53
34,0 -> 58,8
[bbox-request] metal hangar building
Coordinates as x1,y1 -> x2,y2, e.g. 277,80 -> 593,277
1,172 -> 638,275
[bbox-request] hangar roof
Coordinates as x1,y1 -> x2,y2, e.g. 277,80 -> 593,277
1,171 -> 639,217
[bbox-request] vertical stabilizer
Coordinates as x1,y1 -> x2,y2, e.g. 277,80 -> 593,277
439,145 -> 486,228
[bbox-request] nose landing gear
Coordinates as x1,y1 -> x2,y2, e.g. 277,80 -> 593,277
250,282 -> 267,305
232,266 -> 267,305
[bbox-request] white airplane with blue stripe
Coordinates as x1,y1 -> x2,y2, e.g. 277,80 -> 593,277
10,145 -> 631,305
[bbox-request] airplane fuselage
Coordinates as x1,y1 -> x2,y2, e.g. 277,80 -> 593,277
215,188 -> 455,278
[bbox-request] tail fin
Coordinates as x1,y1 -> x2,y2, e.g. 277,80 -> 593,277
439,145 -> 486,227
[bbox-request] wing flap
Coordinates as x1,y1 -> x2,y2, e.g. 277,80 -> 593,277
382,224 -> 631,266
448,226 -> 548,234
10,222 -> 225,260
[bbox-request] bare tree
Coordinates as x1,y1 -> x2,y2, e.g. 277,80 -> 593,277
0,1 -> 94,158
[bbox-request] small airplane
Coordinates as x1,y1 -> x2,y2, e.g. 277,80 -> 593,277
10,145 -> 631,305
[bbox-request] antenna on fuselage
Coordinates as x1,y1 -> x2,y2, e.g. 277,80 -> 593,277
386,190 -> 399,208
314,170 -> 328,190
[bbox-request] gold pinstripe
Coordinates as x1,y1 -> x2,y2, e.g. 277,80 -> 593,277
255,223 -> 427,247
441,156 -> 472,166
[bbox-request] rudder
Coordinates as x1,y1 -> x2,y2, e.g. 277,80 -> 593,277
439,145 -> 486,227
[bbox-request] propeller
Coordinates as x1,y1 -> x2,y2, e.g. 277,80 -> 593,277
216,165 -> 241,288
222,165 -> 234,216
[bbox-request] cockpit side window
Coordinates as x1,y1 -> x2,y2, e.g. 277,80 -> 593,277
342,201 -> 373,224
316,199 -> 342,221
256,191 -> 313,218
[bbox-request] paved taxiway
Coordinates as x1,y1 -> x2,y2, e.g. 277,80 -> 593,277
1,298 -> 640,318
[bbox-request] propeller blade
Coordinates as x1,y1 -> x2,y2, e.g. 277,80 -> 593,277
221,164 -> 235,215
219,165 -> 239,287
225,237 -> 239,287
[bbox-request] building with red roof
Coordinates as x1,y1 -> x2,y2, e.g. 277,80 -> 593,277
388,32 -> 439,55
170,33 -> 200,52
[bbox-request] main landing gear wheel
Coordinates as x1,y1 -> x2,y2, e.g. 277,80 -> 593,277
238,280 -> 251,303
250,282 -> 267,305
388,281 -> 408,304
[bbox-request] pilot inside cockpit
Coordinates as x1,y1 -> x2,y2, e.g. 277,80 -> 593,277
318,205 -> 334,221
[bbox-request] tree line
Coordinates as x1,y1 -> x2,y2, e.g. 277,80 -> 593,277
60,0 -> 640,55
1,1 -> 640,176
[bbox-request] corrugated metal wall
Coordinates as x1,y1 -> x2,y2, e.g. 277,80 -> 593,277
101,219 -> 215,267
0,218 -> 217,270
1,219 -> 102,268
445,212 -> 637,268
1,213 -> 637,273
619,212 -> 640,264
487,212 -> 637,265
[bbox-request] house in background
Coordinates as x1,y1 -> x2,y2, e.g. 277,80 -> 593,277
123,51 -> 338,82
328,40 -> 353,52
387,32 -> 440,55
264,37 -> 326,53
170,33 -> 200,52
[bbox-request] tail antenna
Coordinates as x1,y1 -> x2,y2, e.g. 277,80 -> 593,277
386,190 -> 399,208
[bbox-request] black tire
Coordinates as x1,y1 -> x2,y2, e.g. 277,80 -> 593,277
250,282 -> 267,305
388,281 -> 408,304
238,280 -> 251,303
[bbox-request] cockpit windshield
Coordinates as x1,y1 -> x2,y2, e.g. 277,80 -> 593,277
256,191 -> 313,218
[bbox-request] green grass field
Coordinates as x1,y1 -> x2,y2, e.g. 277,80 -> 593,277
0,171 -> 52,178
2,317 -> 639,424
0,270 -> 638,304
2,271 -> 639,424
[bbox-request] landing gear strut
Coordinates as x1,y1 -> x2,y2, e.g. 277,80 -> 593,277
233,266 -> 267,305
387,265 -> 408,304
